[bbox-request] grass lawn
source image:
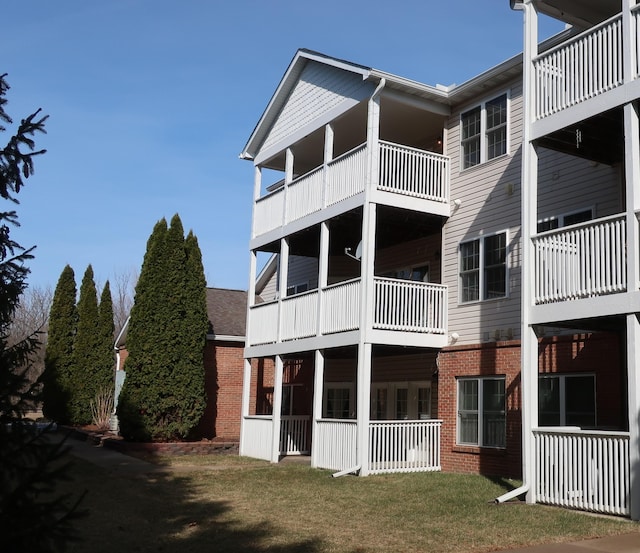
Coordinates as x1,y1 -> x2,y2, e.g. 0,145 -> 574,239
61,452 -> 638,553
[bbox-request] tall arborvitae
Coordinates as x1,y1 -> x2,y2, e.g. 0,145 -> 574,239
117,219 -> 168,441
118,215 -> 207,441
69,265 -> 100,425
96,282 -> 115,394
0,73 -> 83,552
42,265 -> 77,424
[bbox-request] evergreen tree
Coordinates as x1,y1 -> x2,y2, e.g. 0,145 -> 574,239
42,265 -> 77,424
96,281 -> 115,394
69,265 -> 100,424
0,73 -> 83,552
118,215 -> 207,441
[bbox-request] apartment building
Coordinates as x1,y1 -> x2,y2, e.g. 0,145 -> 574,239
238,0 -> 640,519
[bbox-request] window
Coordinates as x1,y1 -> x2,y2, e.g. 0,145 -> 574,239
457,377 -> 506,448
323,385 -> 353,419
286,282 -> 309,296
537,208 -> 593,233
384,264 -> 430,283
460,232 -> 507,302
370,382 -> 431,420
461,93 -> 508,169
539,374 -> 596,428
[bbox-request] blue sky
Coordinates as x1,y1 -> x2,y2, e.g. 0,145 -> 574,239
3,1 -> 563,292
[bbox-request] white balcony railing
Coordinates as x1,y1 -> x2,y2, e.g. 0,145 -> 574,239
321,278 -> 361,334
252,142 -> 449,238
281,290 -> 318,341
248,278 -> 447,347
280,415 -> 311,455
534,428 -> 630,516
241,416 -> 273,461
369,420 -> 442,474
532,215 -> 626,304
314,419 -> 357,471
533,12 -> 628,120
374,278 -> 447,334
379,141 -> 449,202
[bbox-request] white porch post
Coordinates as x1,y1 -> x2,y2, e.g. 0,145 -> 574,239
278,237 -> 289,342
271,355 -> 284,463
520,0 -> 539,505
311,349 -> 325,468
355,79 -> 384,476
317,221 -> 329,336
239,358 -> 252,456
627,314 -> 640,521
251,165 -> 262,239
322,124 -> 334,209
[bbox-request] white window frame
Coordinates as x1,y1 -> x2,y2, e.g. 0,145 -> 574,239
370,381 -> 431,420
322,383 -> 354,420
460,91 -> 509,170
538,373 -> 596,427
537,206 -> 595,233
457,376 -> 506,448
383,264 -> 430,283
459,230 -> 509,304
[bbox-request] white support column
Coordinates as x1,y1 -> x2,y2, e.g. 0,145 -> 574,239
284,147 -> 294,225
627,314 -> 640,521
520,0 -> 539,505
278,237 -> 289,342
271,355 -> 284,463
246,250 -> 257,347
251,165 -> 262,239
239,358 -> 253,456
355,81 -> 384,477
622,0 -> 637,85
356,343 -> 372,476
322,124 -> 334,209
624,102 -> 640,291
311,349 -> 325,468
317,221 -> 329,336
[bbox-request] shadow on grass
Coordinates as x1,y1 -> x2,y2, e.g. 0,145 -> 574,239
61,439 -> 326,553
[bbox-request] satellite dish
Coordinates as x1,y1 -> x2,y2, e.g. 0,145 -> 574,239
345,240 -> 362,262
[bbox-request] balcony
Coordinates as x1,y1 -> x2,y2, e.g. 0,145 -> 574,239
533,7 -> 640,121
252,141 -> 450,238
247,277 -> 447,348
532,214 -> 627,305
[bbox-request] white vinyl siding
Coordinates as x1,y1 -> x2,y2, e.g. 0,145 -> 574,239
262,62 -> 373,153
443,79 -> 522,345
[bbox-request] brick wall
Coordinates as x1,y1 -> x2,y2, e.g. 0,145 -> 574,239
437,340 -> 522,478
198,340 -> 245,441
436,331 -> 622,479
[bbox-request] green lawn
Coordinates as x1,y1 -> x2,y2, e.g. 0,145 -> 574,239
61,453 -> 637,553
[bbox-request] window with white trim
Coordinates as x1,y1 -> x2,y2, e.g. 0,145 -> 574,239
370,382 -> 431,420
539,374 -> 596,428
457,377 -> 506,448
383,264 -> 430,283
323,384 -> 353,419
537,208 -> 594,233
461,93 -> 508,169
460,231 -> 507,303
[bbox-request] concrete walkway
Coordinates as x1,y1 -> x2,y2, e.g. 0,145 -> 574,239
58,431 -> 640,552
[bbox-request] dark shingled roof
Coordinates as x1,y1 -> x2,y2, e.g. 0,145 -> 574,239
206,287 -> 247,338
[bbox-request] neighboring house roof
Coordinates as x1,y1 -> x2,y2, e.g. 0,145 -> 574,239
114,288 -> 248,349
255,254 -> 277,301
206,287 -> 247,341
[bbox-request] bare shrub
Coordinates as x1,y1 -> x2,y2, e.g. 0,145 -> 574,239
90,387 -> 114,432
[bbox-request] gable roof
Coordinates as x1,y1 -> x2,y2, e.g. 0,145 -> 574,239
115,287 -> 248,348
206,287 -> 247,340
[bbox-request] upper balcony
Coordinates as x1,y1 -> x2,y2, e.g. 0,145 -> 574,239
252,141 -> 450,241
247,276 -> 448,352
531,4 -> 640,136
